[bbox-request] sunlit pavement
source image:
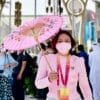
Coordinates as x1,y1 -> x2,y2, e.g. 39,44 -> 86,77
25,95 -> 38,100
25,95 -> 46,100
12,95 -> 38,100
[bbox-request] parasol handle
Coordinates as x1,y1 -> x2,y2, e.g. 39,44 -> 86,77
32,30 -> 53,72
38,42 -> 53,72
42,53 -> 53,72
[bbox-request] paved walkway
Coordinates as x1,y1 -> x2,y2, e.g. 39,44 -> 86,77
25,95 -> 37,100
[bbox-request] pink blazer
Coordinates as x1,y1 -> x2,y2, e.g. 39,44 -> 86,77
35,54 -> 92,100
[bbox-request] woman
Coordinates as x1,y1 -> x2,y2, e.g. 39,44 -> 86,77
35,30 -> 92,100
0,46 -> 18,100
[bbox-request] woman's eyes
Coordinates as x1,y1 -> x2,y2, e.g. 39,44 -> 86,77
57,41 -> 62,43
57,40 -> 71,43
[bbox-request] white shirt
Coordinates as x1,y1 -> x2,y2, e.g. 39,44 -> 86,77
89,44 -> 100,100
0,52 -> 18,77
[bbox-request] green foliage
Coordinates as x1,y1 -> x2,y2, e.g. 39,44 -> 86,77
23,67 -> 37,96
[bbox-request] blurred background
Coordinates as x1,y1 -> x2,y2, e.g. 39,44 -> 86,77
0,0 -> 100,99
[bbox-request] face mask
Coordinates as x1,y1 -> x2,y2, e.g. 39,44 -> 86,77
56,42 -> 71,55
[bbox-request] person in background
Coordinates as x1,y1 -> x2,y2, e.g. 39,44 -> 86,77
10,51 -> 18,61
37,43 -> 47,65
0,45 -> 18,100
35,30 -> 92,100
46,41 -> 54,54
36,43 -> 48,99
77,44 -> 92,98
71,42 -> 79,56
77,44 -> 90,78
89,42 -> 100,100
12,50 -> 28,100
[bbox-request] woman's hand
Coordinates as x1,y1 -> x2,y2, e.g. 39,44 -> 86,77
4,64 -> 10,68
48,71 -> 58,82
4,62 -> 18,68
9,62 -> 18,67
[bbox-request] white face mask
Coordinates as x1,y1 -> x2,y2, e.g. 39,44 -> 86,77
56,42 -> 71,55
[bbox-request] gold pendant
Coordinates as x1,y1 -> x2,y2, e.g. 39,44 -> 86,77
60,87 -> 69,96
58,88 -> 69,100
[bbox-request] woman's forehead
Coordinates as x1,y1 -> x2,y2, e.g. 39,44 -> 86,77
58,33 -> 70,39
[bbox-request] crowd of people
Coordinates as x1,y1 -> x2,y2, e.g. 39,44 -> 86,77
0,29 -> 100,100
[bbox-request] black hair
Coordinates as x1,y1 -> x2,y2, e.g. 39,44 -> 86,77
40,43 -> 46,50
78,44 -> 84,51
47,41 -> 52,48
52,29 -> 76,54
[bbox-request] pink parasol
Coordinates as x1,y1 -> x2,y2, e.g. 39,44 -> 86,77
4,16 -> 63,50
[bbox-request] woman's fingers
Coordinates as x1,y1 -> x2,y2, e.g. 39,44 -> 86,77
48,71 -> 58,82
